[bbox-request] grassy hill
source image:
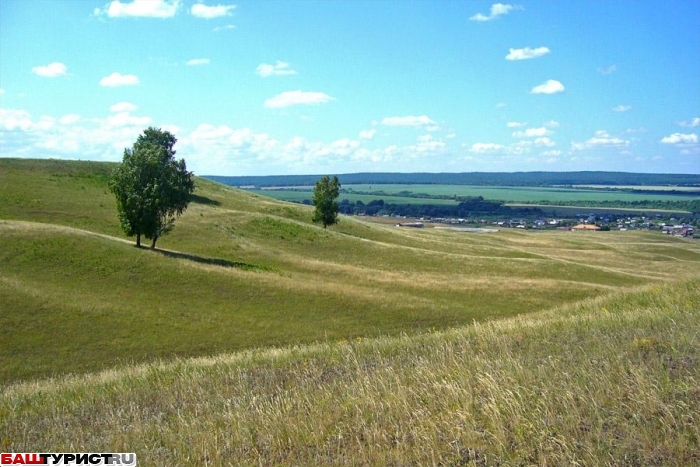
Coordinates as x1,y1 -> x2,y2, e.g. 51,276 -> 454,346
2,158 -> 700,383
1,158 -> 699,463
2,279 -> 698,465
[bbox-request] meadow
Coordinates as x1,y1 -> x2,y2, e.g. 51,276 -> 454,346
1,158 -> 699,464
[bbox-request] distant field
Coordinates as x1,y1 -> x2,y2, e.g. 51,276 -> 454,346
249,184 -> 700,205
573,184 -> 700,192
246,188 -> 459,205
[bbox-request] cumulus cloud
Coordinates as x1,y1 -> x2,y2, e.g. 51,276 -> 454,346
507,121 -> 527,128
531,79 -> 565,95
264,90 -> 334,108
469,142 -> 504,153
191,2 -> 236,19
109,102 -> 137,113
0,88 -> 5,95
470,3 -> 520,21
598,65 -> 617,75
256,61 -> 297,77
612,105 -> 632,112
186,58 -> 211,66
213,24 -> 235,32
571,130 -> 629,150
679,117 -> 700,128
94,0 -> 180,18
359,129 -> 375,140
534,137 -> 555,147
100,72 -> 140,87
512,126 -> 549,138
505,47 -> 550,60
32,62 -> 67,77
381,115 -> 438,130
0,106 -> 160,160
660,133 -> 698,144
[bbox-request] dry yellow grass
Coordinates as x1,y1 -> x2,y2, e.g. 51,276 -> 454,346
2,279 -> 698,465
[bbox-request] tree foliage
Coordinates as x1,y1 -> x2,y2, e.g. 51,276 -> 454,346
312,175 -> 341,228
109,127 -> 195,248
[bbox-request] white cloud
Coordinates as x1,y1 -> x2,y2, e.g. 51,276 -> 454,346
109,102 -> 137,113
31,62 -> 67,78
571,130 -> 629,150
264,90 -> 335,108
544,120 -> 560,128
534,137 -> 555,147
469,142 -> 504,153
679,117 -> 700,128
59,114 -> 81,125
470,3 -> 520,21
213,24 -> 235,32
505,47 -> 550,61
381,115 -> 438,130
0,108 -> 34,131
256,61 -> 297,77
100,72 -> 140,87
0,106 -> 160,160
95,0 -> 180,18
359,129 -> 375,140
507,121 -> 527,128
191,2 -> 236,19
106,112 -> 152,129
530,80 -> 564,94
598,65 -> 617,75
612,105 -> 631,112
512,126 -> 549,138
660,133 -> 698,144
186,58 -> 211,66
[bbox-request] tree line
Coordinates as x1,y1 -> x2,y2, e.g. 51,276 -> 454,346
208,172 -> 700,188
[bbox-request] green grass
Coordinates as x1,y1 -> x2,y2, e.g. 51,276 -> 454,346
2,279 -> 698,465
2,158 -> 700,383
2,158 -> 700,464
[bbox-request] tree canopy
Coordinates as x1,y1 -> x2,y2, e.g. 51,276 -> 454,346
109,127 -> 195,248
312,175 -> 341,228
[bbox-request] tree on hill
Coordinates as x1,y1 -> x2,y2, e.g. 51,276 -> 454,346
109,127 -> 195,248
312,175 -> 341,228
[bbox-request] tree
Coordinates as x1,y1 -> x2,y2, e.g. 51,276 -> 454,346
312,175 -> 341,228
109,127 -> 195,248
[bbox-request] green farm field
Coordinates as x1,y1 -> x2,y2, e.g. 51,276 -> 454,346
2,159 -> 700,464
249,183 -> 700,205
248,188 -> 459,205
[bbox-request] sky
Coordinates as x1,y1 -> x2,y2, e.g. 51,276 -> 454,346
1,0 -> 699,176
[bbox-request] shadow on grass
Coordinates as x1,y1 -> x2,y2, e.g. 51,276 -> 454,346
190,194 -> 222,206
149,248 -> 271,272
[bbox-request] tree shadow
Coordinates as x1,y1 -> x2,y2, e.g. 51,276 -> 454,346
150,248 -> 268,272
190,194 -> 221,206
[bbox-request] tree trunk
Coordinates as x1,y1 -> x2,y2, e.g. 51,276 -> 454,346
151,235 -> 158,249
136,233 -> 141,247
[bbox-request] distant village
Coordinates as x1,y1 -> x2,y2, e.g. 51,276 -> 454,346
390,213 -> 697,237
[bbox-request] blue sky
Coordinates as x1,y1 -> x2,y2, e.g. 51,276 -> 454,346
1,0 -> 698,176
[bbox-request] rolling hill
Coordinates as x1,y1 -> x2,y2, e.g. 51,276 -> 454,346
1,158 -> 699,464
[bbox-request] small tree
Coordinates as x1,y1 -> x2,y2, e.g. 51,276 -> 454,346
312,175 -> 341,228
109,127 -> 195,248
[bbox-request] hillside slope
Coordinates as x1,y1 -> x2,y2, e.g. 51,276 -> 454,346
3,279 -> 698,465
2,158 -> 700,383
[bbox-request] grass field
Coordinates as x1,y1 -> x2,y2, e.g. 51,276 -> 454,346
2,158 -> 700,464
